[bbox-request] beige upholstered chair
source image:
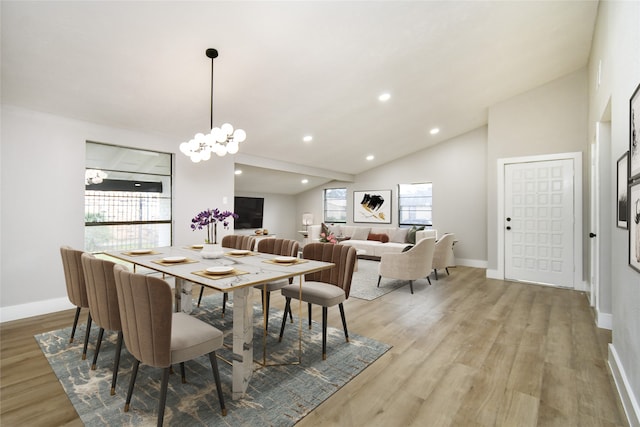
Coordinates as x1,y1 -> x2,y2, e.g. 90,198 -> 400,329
253,238 -> 299,331
197,234 -> 257,311
81,253 -> 123,395
279,243 -> 357,360
60,246 -> 92,359
432,233 -> 456,280
113,265 -> 226,426
377,237 -> 436,294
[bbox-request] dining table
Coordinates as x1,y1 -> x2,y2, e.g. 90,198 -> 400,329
105,245 -> 335,399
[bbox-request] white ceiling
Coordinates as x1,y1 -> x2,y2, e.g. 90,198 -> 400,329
1,1 -> 598,195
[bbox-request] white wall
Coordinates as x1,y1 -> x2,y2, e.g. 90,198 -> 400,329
235,191 -> 298,242
296,127 -> 488,266
589,1 -> 640,424
0,105 -> 234,321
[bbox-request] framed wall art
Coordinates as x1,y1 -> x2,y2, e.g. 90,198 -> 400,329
629,179 -> 640,273
617,151 -> 629,229
630,82 -> 640,181
353,190 -> 391,223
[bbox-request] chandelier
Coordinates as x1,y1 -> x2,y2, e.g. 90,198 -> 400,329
179,48 -> 246,162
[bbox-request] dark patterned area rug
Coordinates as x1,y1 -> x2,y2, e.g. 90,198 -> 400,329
349,259 -> 421,300
35,294 -> 391,426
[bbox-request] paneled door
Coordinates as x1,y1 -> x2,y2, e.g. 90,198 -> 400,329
504,159 -> 575,288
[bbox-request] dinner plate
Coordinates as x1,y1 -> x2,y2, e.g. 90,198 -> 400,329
205,266 -> 234,275
131,249 -> 152,254
162,256 -> 186,263
274,256 -> 297,263
230,249 -> 250,255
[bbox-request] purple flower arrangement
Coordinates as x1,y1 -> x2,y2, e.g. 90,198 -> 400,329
191,208 -> 239,244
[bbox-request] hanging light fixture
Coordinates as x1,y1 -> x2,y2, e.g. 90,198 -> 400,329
179,48 -> 246,162
85,169 -> 108,185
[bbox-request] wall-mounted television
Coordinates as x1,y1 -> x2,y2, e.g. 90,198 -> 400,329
234,196 -> 264,229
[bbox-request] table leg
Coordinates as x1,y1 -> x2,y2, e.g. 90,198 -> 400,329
232,287 -> 253,399
174,278 -> 193,314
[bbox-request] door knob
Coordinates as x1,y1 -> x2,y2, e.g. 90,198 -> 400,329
589,232 -> 597,238
506,217 -> 511,222
506,226 -> 511,230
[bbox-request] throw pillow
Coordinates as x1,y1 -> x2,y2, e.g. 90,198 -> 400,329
367,233 -> 390,243
351,227 -> 371,240
327,223 -> 342,237
321,223 -> 330,237
390,228 -> 409,243
406,226 -> 425,244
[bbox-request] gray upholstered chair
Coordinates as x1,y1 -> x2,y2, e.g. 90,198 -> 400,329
279,243 -> 357,360
377,237 -> 436,294
113,264 -> 226,426
60,246 -> 92,359
432,233 -> 456,280
197,234 -> 257,311
81,253 -> 123,395
253,238 -> 299,331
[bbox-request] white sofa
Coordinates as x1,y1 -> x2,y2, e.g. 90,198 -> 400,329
307,224 -> 437,259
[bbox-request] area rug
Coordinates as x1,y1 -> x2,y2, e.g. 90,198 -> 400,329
349,259 -> 418,300
35,294 -> 391,426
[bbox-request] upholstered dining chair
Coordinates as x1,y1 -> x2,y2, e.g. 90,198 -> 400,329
432,233 -> 456,280
197,234 -> 257,312
81,253 -> 123,395
253,238 -> 299,331
113,264 -> 226,426
60,246 -> 92,359
377,237 -> 436,294
279,243 -> 357,360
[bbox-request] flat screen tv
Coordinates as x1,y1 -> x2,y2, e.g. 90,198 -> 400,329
234,196 -> 264,229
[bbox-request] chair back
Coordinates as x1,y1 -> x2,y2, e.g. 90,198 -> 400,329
302,243 -> 357,298
81,253 -> 121,332
257,238 -> 299,257
221,234 -> 256,251
60,246 -> 89,308
433,233 -> 455,269
379,237 -> 436,280
113,264 -> 173,368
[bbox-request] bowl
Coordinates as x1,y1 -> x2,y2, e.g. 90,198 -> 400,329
205,266 -> 234,275
162,256 -> 186,263
274,256 -> 296,263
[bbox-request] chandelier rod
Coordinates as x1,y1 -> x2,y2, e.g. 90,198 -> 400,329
206,48 -> 218,131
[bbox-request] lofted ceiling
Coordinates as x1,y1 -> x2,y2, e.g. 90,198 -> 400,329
1,1 -> 598,195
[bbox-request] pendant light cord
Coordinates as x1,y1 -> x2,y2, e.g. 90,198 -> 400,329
210,56 -> 214,130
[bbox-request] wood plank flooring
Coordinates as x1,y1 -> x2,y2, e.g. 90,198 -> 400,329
0,266 -> 628,426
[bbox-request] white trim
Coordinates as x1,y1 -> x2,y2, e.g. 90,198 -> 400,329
609,344 -> 640,427
596,311 -> 612,330
497,152 -> 583,289
0,297 -> 74,323
486,269 -> 502,279
455,258 -> 487,269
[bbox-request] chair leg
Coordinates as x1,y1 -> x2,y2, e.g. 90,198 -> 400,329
446,267 -> 450,275
427,276 -> 431,285
197,285 -> 205,307
322,306 -> 328,361
377,275 -> 382,288
222,293 -> 228,318
180,362 -> 186,384
82,313 -> 93,360
208,352 -> 227,416
279,297 -> 292,342
308,303 -> 312,330
124,359 -> 140,412
111,331 -> 123,395
264,290 -> 270,331
157,367 -> 170,427
409,280 -> 414,294
338,303 -> 349,343
91,327 -> 105,370
70,307 -> 81,343
434,269 -> 439,280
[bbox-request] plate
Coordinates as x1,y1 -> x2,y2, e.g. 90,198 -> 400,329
131,249 -> 152,254
191,244 -> 204,249
274,256 -> 297,263
230,249 -> 250,255
205,266 -> 234,275
162,256 -> 186,263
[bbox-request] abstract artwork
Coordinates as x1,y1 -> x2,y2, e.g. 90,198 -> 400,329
617,151 -> 629,229
630,82 -> 640,181
354,190 -> 392,223
629,180 -> 640,273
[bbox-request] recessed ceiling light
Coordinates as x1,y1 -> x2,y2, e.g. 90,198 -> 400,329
378,93 -> 391,102
366,155 -> 375,161
234,169 -> 242,175
301,179 -> 309,184
303,135 -> 313,143
430,128 -> 440,135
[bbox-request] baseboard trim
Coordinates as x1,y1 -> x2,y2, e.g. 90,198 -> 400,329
456,258 -> 487,269
486,269 -> 503,280
609,344 -> 640,427
597,310 -> 612,330
0,297 -> 74,323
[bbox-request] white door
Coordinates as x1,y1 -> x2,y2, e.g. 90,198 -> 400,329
589,139 -> 599,307
504,159 -> 575,288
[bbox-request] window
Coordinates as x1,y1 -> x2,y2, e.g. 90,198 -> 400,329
323,188 -> 347,223
398,183 -> 432,226
84,142 -> 172,252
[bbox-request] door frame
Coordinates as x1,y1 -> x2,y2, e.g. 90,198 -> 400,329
496,152 -> 586,290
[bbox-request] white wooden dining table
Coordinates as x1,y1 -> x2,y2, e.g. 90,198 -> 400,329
105,245 -> 334,399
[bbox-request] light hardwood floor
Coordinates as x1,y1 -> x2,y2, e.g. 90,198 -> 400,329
0,266 -> 628,426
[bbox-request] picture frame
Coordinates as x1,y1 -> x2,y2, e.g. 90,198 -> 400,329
630,82 -> 640,181
353,190 -> 392,223
629,179 -> 640,273
617,151 -> 629,229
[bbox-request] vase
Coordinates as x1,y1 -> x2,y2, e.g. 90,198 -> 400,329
201,243 -> 224,259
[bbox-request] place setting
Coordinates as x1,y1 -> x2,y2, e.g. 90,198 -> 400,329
151,255 -> 199,266
262,256 -> 306,266
121,248 -> 162,256
225,249 -> 255,258
192,265 -> 250,280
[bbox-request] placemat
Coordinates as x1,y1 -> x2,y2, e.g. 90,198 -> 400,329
191,269 -> 250,280
151,258 -> 199,266
262,259 -> 308,266
121,250 -> 162,256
